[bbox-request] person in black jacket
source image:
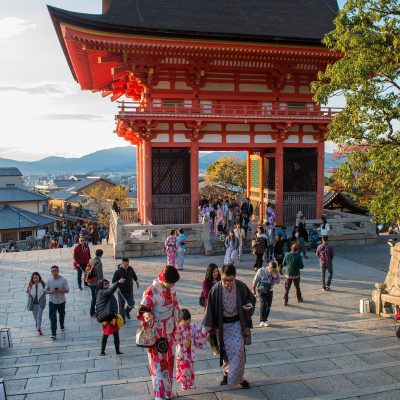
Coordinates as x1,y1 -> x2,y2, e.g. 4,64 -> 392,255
96,278 -> 125,355
297,216 -> 309,259
112,258 -> 140,320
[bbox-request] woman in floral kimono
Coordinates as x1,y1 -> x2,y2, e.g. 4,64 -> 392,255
137,265 -> 180,400
164,230 -> 177,266
175,228 -> 187,270
216,204 -> 224,234
266,203 -> 276,228
175,308 -> 207,390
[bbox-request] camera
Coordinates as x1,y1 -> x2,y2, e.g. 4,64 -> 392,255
156,338 -> 169,354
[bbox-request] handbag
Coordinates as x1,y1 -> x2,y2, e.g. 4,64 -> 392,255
26,295 -> 34,312
244,327 -> 252,345
199,293 -> 206,307
136,322 -> 156,348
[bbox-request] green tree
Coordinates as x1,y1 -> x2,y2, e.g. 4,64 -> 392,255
85,185 -> 130,226
205,156 -> 246,193
312,0 -> 400,223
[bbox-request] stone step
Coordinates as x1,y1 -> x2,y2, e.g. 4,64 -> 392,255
4,342 -> 400,397
1,316 -> 395,366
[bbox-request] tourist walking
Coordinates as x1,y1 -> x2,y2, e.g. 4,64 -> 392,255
264,222 -> 275,262
241,197 -> 253,223
95,278 -> 126,355
252,261 -> 280,327
112,258 -> 139,320
175,228 -> 187,270
274,235 -> 285,273
265,203 -> 276,227
224,230 -> 239,265
175,309 -> 207,390
87,249 -> 104,317
224,206 -> 236,234
216,204 -> 224,234
234,222 -> 246,261
319,216 -> 331,237
137,265 -> 181,400
26,272 -> 46,335
45,265 -> 69,340
297,216 -> 309,258
73,235 -> 91,290
203,263 -> 256,388
282,243 -> 304,306
252,226 -> 268,271
164,230 -> 177,266
200,263 -> 221,354
316,235 -> 334,291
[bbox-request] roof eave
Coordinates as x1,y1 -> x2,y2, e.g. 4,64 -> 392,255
47,5 -> 327,48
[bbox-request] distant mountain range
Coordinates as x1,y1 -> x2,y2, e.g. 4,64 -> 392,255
0,147 -> 342,174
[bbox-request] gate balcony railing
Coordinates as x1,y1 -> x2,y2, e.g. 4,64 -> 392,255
117,102 -> 341,122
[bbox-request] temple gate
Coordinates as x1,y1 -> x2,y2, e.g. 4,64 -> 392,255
49,0 -> 340,226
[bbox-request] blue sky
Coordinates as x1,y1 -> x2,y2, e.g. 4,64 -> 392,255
0,1 -> 346,161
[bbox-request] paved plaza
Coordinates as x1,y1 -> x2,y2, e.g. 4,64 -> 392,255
1,243 -> 400,400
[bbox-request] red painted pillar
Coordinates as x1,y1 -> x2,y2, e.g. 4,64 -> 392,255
136,143 -> 143,223
190,141 -> 199,223
275,141 -> 284,226
259,152 -> 265,223
142,139 -> 152,224
246,151 -> 251,199
316,141 -> 325,219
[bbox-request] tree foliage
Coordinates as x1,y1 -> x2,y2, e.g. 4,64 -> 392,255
204,156 -> 247,193
312,0 -> 400,222
85,185 -> 130,226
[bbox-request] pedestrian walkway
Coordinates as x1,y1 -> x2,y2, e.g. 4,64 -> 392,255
1,245 -> 400,399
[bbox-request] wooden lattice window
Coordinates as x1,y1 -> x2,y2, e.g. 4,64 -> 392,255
152,149 -> 190,195
283,148 -> 317,192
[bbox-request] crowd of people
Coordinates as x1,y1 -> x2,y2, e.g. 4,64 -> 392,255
25,209 -> 335,400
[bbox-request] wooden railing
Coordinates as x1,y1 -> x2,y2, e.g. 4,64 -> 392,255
117,102 -> 341,121
283,192 -> 317,224
119,207 -> 140,224
152,195 -> 191,225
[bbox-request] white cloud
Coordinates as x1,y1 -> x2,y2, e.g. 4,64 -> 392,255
0,17 -> 37,39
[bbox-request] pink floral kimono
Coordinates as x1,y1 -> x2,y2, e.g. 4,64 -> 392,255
164,235 -> 177,266
175,323 -> 207,389
138,280 -> 180,400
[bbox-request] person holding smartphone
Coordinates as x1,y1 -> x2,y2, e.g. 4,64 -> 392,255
45,265 -> 69,340
203,263 -> 256,389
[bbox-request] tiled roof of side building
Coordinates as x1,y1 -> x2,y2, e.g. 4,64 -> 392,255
0,205 -> 55,230
50,177 -> 116,200
0,167 -> 23,177
0,188 -> 49,203
48,0 -> 339,43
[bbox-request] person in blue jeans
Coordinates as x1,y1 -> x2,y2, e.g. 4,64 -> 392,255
88,249 -> 104,317
316,236 -> 334,291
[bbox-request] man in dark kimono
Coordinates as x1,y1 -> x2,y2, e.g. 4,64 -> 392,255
203,263 -> 256,388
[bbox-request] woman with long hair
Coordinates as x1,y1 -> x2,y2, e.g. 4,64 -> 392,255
137,265 -> 181,400
201,263 -> 221,308
224,230 -> 239,265
26,272 -> 46,335
164,230 -> 177,266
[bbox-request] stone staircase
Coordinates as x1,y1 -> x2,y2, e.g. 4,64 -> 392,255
1,246 -> 400,399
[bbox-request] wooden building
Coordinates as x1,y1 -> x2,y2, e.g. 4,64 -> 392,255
49,0 -> 340,225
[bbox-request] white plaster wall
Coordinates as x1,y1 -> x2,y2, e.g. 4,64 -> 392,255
173,134 -> 190,143
202,82 -> 234,91
226,124 -> 250,132
285,135 -> 299,143
152,134 -> 169,143
303,135 -> 318,143
226,134 -> 250,143
254,135 -> 275,143
199,134 -> 222,143
239,84 -> 271,92
153,81 -> 170,90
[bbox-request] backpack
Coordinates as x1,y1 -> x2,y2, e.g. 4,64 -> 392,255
85,260 -> 97,284
257,268 -> 272,294
253,236 -> 267,254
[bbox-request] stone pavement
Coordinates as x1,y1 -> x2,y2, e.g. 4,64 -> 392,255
1,244 -> 400,400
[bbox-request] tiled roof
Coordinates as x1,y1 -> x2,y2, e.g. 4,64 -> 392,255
48,0 -> 338,43
0,167 -> 22,177
0,205 -> 55,230
50,177 -> 115,200
0,188 -> 49,203
53,179 -> 75,188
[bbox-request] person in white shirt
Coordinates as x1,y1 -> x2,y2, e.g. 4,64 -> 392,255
319,216 -> 331,237
45,265 -> 69,340
233,222 -> 246,261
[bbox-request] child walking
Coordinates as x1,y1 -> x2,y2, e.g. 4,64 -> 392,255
175,309 -> 207,390
252,261 -> 280,327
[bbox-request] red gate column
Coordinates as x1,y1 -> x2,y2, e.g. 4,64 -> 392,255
246,151 -> 251,199
259,152 -> 265,223
136,143 -> 142,223
190,141 -> 199,223
275,141 -> 284,226
142,139 -> 152,224
316,139 -> 325,219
